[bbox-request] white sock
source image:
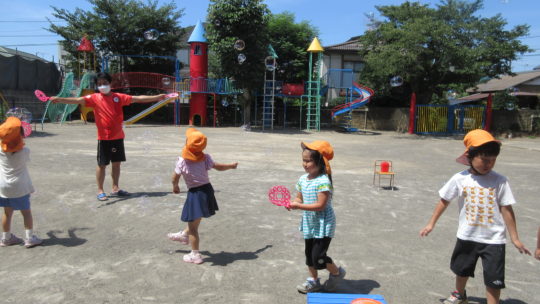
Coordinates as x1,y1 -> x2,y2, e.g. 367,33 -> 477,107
2,232 -> 11,240
191,250 -> 199,255
25,229 -> 33,239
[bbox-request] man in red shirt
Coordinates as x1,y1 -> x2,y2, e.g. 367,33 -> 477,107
51,72 -> 166,201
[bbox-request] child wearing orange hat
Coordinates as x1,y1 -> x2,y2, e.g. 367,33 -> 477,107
420,129 -> 530,304
167,128 -> 238,264
289,140 -> 345,293
0,117 -> 42,248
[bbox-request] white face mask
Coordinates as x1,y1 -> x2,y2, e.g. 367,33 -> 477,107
98,85 -> 111,94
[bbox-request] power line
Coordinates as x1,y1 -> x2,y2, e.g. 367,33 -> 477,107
0,29 -> 50,33
0,20 -> 66,23
0,35 -> 58,37
1,43 -> 59,47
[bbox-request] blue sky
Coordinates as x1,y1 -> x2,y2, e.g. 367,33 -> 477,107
1,0 -> 539,72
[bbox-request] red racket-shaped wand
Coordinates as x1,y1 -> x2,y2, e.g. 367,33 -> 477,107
21,121 -> 32,137
34,90 -> 50,102
268,185 -> 291,208
165,92 -> 179,98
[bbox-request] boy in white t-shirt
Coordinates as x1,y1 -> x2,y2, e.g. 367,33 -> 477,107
0,117 -> 42,248
420,129 -> 530,304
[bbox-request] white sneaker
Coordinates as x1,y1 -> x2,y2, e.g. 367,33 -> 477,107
0,234 -> 23,247
24,235 -> 42,248
183,252 -> 203,264
167,231 -> 189,244
296,278 -> 322,293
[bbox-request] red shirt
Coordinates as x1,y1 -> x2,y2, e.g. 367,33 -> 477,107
84,93 -> 132,140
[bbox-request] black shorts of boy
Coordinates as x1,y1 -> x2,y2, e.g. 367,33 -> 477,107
450,238 -> 506,289
97,139 -> 126,166
305,237 -> 333,270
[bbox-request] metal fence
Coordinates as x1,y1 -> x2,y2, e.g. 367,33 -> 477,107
416,104 -> 485,135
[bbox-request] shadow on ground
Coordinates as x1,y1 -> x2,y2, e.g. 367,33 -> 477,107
97,191 -> 171,207
173,244 -> 273,266
323,278 -> 381,294
42,228 -> 90,247
28,130 -> 57,138
437,296 -> 528,304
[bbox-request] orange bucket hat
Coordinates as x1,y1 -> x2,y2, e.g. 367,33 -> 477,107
301,140 -> 334,174
182,127 -> 207,162
0,117 -> 24,153
456,129 -> 500,165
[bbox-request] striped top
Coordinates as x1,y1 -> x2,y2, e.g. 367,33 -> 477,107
296,173 -> 335,239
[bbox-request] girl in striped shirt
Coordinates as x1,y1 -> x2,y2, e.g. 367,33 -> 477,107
290,140 -> 345,293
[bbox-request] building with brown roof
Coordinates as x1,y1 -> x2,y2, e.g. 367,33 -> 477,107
460,69 -> 540,109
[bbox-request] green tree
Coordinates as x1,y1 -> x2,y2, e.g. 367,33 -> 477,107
47,0 -> 184,74
206,0 -> 270,125
358,0 -> 530,105
268,12 -> 318,83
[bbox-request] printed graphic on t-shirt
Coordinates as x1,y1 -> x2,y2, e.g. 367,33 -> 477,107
463,186 -> 496,226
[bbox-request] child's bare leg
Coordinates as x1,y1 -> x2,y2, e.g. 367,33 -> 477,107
111,162 -> 121,192
326,262 -> 339,275
455,275 -> 469,296
308,266 -> 318,280
486,286 -> 501,304
96,165 -> 107,194
187,218 -> 201,251
20,209 -> 33,230
2,207 -> 14,232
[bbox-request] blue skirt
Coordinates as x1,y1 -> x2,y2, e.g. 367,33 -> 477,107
181,183 -> 218,222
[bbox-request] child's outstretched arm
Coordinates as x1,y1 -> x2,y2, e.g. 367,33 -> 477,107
500,205 -> 531,255
420,199 -> 450,237
213,162 -> 238,171
50,96 -> 85,104
290,191 -> 329,212
536,227 -> 540,260
172,172 -> 181,194
132,94 -> 166,103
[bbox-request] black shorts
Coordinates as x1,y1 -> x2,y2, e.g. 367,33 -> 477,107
450,238 -> 506,289
304,237 -> 333,270
97,139 -> 126,166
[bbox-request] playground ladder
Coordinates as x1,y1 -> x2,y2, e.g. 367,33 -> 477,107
305,80 -> 321,131
262,79 -> 275,130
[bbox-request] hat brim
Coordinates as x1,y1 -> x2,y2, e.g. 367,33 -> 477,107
456,152 -> 469,165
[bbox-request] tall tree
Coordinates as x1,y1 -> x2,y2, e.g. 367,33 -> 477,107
268,12 -> 318,83
47,0 -> 184,74
206,0 -> 270,125
358,0 -> 530,105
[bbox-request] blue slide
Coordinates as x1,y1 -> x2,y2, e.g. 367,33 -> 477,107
331,82 -> 374,118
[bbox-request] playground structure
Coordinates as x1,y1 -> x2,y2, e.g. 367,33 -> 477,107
40,71 -> 95,128
258,37 -> 374,132
327,70 -> 374,132
43,22 -> 241,127
40,36 -> 97,128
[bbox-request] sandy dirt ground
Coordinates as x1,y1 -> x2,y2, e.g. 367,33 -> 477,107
0,122 -> 538,304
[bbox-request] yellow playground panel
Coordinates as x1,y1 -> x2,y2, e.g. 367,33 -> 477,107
416,105 -> 448,134
79,88 -> 95,122
456,106 -> 484,131
416,104 -> 485,134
